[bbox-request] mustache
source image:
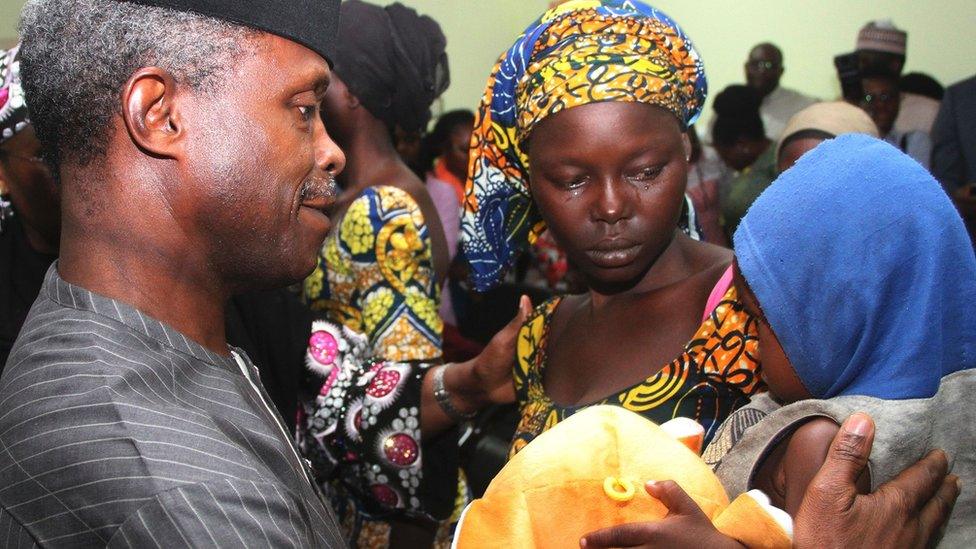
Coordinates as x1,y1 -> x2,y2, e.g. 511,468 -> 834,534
299,172 -> 338,203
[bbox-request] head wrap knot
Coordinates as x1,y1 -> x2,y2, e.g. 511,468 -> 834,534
334,0 -> 449,133
460,0 -> 706,290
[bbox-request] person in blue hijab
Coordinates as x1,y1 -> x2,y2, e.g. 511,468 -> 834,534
734,133 -> 975,400
697,133 -> 975,544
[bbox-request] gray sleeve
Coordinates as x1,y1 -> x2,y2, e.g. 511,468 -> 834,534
0,508 -> 41,549
106,479 -> 333,549
907,131 -> 933,171
931,89 -> 964,191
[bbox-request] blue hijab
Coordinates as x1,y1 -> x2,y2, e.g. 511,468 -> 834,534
734,134 -> 976,399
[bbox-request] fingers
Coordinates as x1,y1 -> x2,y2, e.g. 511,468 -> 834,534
811,412 -> 875,500
519,294 -> 533,319
507,295 -> 531,330
876,449 -> 950,516
492,295 -> 530,344
645,480 -> 706,518
916,474 -> 961,547
580,522 -> 657,548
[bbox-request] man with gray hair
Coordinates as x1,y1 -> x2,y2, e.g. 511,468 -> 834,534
0,0 -> 348,545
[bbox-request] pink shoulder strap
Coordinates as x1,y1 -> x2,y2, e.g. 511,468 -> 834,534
703,265 -> 734,322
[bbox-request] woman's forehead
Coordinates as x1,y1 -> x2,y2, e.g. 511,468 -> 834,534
532,102 -> 681,141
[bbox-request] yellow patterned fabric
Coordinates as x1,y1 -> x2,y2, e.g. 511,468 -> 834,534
304,185 -> 442,361
510,285 -> 765,457
515,5 -> 706,143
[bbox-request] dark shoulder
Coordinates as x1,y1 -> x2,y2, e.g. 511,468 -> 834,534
547,293 -> 581,337
780,417 -> 848,514
949,76 -> 976,102
386,172 -> 429,203
784,417 -> 842,462
516,295 -> 561,340
381,169 -> 438,219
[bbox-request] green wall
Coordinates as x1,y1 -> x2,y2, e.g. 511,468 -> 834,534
404,0 -> 976,125
3,0 -> 975,124
0,0 -> 22,48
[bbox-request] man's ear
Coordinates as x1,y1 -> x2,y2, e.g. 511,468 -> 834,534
121,67 -> 183,159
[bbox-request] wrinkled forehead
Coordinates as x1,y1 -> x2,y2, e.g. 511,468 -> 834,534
227,32 -> 331,99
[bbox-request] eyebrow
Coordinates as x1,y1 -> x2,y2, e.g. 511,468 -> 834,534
313,74 -> 331,99
287,63 -> 331,100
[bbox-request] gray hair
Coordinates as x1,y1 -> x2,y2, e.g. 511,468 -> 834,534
18,0 -> 257,176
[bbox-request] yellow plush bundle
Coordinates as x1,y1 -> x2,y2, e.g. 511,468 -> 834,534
454,406 -> 791,549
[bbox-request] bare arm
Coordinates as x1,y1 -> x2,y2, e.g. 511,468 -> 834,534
793,413 -> 961,548
420,295 -> 531,437
753,417 -> 871,516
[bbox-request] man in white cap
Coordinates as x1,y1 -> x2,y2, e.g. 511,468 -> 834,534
856,19 -> 940,135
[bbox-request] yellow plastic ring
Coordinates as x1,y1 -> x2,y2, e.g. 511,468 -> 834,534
603,477 -> 636,502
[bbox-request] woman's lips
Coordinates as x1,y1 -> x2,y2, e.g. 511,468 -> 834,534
585,241 -> 641,268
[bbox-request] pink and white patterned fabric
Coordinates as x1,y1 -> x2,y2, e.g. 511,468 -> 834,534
0,44 -> 30,145
298,320 -> 452,546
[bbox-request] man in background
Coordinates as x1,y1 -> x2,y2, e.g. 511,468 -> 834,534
932,74 -> 976,243
858,67 -> 932,169
932,75 -> 976,192
744,42 -> 817,141
856,20 -> 940,135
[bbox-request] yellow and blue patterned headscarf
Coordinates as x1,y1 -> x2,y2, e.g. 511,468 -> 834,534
460,0 -> 707,290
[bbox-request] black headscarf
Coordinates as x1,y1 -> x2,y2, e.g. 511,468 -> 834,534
334,0 -> 449,132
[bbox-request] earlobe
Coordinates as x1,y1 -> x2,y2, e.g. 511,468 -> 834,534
121,68 -> 183,159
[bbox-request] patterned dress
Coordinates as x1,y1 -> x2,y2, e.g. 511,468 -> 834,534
510,285 -> 766,457
298,321 -> 453,547
304,185 -> 442,361
301,186 -> 457,547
